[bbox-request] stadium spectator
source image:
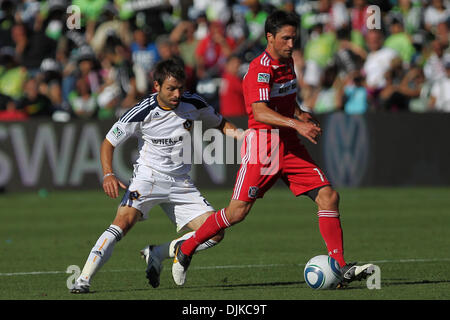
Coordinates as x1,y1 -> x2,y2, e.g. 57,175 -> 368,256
38,57 -> 64,111
343,70 -> 368,114
170,20 -> 198,72
0,102 -> 28,120
424,0 -> 450,32
306,62 -> 344,114
100,39 -> 137,118
219,54 -> 246,117
388,0 -> 423,35
435,21 -> 449,49
0,46 -> 28,110
362,29 -> 399,109
11,21 -> 57,76
131,28 -> 160,93
429,55 -> 450,112
69,75 -> 97,118
72,0 -> 109,42
89,3 -> 133,55
14,0 -> 40,31
423,39 -> 450,82
329,0 -> 350,31
16,77 -> 54,117
190,0 -> 230,25
195,20 -> 236,79
169,20 -> 198,91
39,0 -> 68,42
334,25 -> 367,78
403,66 -> 428,112
65,45 -> 101,118
350,0 -> 369,35
76,45 -> 101,94
155,34 -> 177,61
241,0 -> 268,52
302,17 -> 337,87
379,57 -> 411,111
384,16 -> 416,66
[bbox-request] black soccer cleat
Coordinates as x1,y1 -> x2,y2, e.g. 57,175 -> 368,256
140,245 -> 163,288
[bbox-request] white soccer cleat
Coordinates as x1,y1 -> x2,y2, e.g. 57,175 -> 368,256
70,280 -> 90,294
140,245 -> 163,288
339,262 -> 375,287
171,241 -> 192,286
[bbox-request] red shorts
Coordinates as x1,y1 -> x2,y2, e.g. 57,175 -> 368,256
231,129 -> 330,202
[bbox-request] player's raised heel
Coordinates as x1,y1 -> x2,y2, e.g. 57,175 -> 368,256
140,245 -> 163,288
172,240 -> 192,286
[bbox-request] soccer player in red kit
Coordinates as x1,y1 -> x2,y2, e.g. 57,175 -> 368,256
172,10 -> 374,287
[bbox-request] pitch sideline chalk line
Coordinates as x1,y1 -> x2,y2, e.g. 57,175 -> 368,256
1,257 -> 450,277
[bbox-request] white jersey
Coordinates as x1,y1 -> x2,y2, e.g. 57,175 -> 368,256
106,92 -> 223,176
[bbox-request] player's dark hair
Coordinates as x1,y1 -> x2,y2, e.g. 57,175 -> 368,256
264,10 -> 299,39
153,59 -> 186,85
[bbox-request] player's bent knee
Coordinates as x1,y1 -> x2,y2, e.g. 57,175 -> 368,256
228,206 -> 250,225
316,187 -> 340,210
226,200 -> 253,225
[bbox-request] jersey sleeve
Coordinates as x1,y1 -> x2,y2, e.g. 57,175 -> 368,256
243,62 -> 273,104
106,97 -> 154,146
199,105 -> 223,129
181,92 -> 223,128
105,120 -> 140,147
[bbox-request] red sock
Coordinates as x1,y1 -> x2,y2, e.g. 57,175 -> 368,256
181,209 -> 230,256
318,210 -> 346,267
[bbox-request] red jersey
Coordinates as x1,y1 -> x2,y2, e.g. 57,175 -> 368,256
242,50 -> 298,138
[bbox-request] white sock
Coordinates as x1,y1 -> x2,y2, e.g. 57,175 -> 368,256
77,224 -> 123,285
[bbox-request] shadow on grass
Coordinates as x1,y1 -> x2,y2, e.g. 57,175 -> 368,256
86,278 -> 450,295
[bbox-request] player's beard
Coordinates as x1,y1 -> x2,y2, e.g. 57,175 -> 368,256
278,48 -> 293,60
158,93 -> 180,109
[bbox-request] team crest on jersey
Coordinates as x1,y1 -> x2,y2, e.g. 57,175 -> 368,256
248,186 -> 259,199
183,119 -> 193,131
112,126 -> 124,139
257,73 -> 270,83
129,191 -> 140,200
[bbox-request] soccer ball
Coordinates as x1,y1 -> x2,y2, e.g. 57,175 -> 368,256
304,255 -> 342,289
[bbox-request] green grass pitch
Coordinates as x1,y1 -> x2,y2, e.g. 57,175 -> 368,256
0,187 -> 449,300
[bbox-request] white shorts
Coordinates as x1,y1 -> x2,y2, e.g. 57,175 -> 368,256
119,165 -> 215,232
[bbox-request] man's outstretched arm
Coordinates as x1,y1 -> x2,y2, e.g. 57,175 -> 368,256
252,102 -> 322,144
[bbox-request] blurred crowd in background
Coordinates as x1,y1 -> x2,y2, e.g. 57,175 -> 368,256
0,0 -> 449,122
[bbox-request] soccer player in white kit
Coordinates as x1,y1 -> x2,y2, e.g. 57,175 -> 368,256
71,59 -> 244,293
